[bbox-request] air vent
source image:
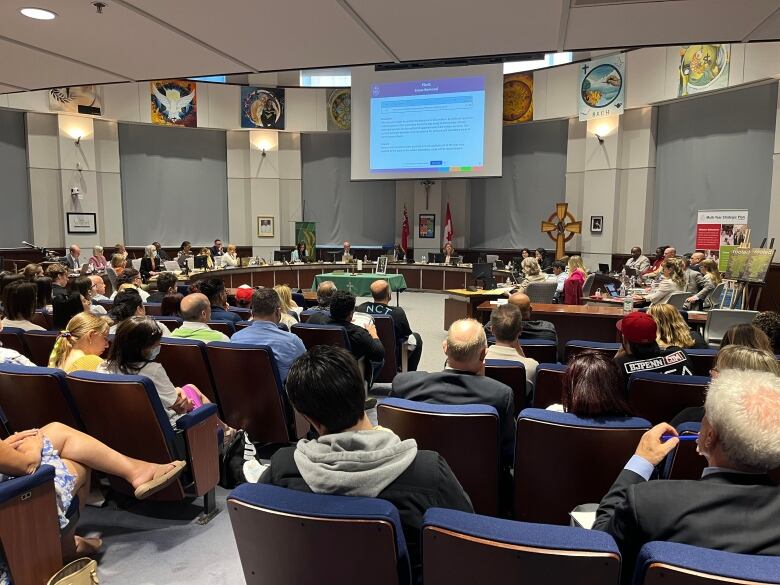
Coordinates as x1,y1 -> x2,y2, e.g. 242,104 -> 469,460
376,53 -> 545,71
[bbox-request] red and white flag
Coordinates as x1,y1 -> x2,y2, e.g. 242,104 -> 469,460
444,202 -> 454,243
401,205 -> 409,253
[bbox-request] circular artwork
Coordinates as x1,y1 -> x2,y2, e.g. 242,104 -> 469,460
242,88 -> 282,128
503,78 -> 532,122
581,64 -> 623,108
328,89 -> 351,130
680,45 -> 728,92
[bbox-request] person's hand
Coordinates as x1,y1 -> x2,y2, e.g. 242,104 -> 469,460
366,323 -> 379,339
3,429 -> 38,449
686,295 -> 697,303
635,423 -> 679,466
173,389 -> 195,414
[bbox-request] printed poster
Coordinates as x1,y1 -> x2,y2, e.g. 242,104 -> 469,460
578,53 -> 625,121
695,209 -> 748,272
49,86 -> 102,115
295,221 -> 317,260
678,44 -> 730,97
151,80 -> 197,127
327,88 -> 351,131
241,87 -> 285,129
503,72 -> 533,124
725,248 -> 775,284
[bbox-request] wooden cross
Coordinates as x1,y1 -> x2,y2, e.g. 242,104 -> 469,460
540,202 -> 582,260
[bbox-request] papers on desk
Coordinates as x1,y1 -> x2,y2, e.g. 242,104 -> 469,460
489,299 -> 508,306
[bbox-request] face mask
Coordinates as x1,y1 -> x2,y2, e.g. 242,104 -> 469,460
146,345 -> 160,361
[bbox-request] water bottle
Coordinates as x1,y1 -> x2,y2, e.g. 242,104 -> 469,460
619,282 -> 626,298
623,294 -> 633,313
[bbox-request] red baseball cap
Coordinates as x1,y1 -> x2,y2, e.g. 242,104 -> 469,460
616,311 -> 657,344
235,285 -> 254,303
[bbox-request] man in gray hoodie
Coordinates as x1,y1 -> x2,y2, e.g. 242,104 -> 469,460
259,346 -> 473,582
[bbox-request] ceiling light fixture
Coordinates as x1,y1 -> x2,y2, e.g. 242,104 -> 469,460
20,7 -> 57,20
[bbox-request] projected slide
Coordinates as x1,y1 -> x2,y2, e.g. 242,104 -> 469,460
369,76 -> 485,173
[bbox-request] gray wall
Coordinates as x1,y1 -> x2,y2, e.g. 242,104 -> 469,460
654,83 -> 777,251
0,110 -> 31,248
301,132 -> 396,247
118,123 -> 228,247
470,119 -> 568,249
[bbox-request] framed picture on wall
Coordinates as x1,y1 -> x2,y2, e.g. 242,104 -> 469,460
257,216 -> 274,237
590,216 -> 603,233
66,212 -> 97,234
419,214 -> 435,239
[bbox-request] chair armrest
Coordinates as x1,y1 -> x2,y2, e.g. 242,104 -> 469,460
179,408 -> 220,498
176,403 -> 218,431
400,343 -> 410,373
0,465 -> 55,504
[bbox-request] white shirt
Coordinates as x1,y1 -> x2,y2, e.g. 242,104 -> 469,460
110,286 -> 150,302
0,346 -> 35,366
222,253 -> 239,267
108,320 -> 171,336
1,318 -> 44,331
98,361 -> 180,425
484,344 -> 539,385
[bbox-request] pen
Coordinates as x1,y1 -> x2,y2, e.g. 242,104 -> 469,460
662,434 -> 698,441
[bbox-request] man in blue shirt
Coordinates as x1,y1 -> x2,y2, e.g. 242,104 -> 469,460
198,277 -> 242,324
231,287 -> 306,382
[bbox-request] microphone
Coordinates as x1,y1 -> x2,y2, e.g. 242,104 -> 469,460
21,241 -> 41,250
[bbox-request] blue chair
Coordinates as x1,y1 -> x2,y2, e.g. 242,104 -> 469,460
627,373 -> 710,425
0,465 -> 63,585
661,422 -> 704,480
207,320 -> 236,337
228,483 -> 411,585
0,326 -> 29,358
377,398 -> 500,515
423,508 -> 621,585
519,339 -> 558,364
633,541 -> 780,585
65,372 -> 221,521
514,409 -> 650,524
564,340 -> 621,363
485,359 -> 527,414
532,363 -> 567,408
684,349 -> 718,377
291,323 -> 350,351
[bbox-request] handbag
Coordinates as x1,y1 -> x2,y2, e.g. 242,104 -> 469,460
47,558 -> 98,585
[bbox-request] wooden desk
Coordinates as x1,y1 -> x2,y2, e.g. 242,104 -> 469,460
443,288 -> 514,330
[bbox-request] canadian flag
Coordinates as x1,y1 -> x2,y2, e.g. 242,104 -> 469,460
444,202 -> 454,243
401,205 -> 410,253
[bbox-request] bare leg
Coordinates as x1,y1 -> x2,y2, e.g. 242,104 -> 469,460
41,422 -> 177,489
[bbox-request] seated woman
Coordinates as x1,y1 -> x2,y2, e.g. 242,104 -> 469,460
636,258 -> 685,306
534,248 -> 550,270
160,293 -> 184,317
222,244 -> 240,267
290,242 -> 307,263
515,257 -> 547,293
49,312 -> 111,373
114,243 -> 128,261
1,280 -> 45,331
21,263 -> 44,280
648,304 -> 707,350
197,248 -> 214,270
110,252 -> 126,278
88,245 -> 108,272
563,255 -> 587,305
52,292 -> 91,331
548,351 -> 632,417
108,289 -> 170,336
442,242 -> 456,265
176,241 -> 193,268
686,258 -> 721,309
273,284 -> 300,327
140,244 -> 162,282
719,323 -> 774,352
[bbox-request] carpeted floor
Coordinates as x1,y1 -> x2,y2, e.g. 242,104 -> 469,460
81,291 -> 449,583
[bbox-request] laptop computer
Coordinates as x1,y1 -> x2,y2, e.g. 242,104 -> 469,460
604,283 -> 620,298
599,263 -> 610,274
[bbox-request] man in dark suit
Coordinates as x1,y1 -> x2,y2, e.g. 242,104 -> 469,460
391,318 -> 514,461
210,239 -> 225,257
594,369 -> 780,582
63,244 -> 82,270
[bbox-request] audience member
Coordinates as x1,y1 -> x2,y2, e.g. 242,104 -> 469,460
720,323 -> 774,353
147,272 -> 178,303
47,264 -> 69,299
485,304 -> 538,391
112,269 -> 149,302
391,318 -> 514,460
64,244 -> 83,270
357,280 -> 423,372
49,312 -> 110,373
1,280 -> 44,331
198,278 -> 241,324
272,284 -> 300,328
153,241 -> 170,261
114,243 -> 128,260
307,280 -> 337,319
110,253 -> 126,277
258,346 -> 473,580
210,239 -> 225,257
67,276 -> 106,316
234,285 -> 254,308
752,312 -> 780,354
169,293 -> 229,342
222,244 -> 239,267
613,311 -> 693,383
624,247 -> 650,274
108,289 -> 170,335
551,260 -> 567,302
53,292 -> 91,330
320,291 -> 385,376
291,242 -> 307,263
230,288 -> 306,382
89,274 -> 109,302
140,244 -> 162,282
34,276 -> 53,310
515,257 -> 547,293
594,370 -> 780,580
648,304 -> 707,350
548,351 -> 632,417
160,293 -> 184,317
0,319 -> 35,366
89,245 -> 108,271
636,258 -> 685,305
508,292 -> 557,344
21,263 -> 43,280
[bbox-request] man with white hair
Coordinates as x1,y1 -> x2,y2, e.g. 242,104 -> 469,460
89,274 -> 109,302
594,369 -> 780,580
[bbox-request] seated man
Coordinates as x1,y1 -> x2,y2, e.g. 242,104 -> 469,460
258,346 -> 473,581
230,288 -> 306,382
688,251 -> 705,271
613,311 -> 693,385
169,293 -> 229,342
111,269 -> 150,302
551,260 -> 567,303
510,292 -> 557,344
64,244 -> 83,270
317,291 -> 384,374
485,304 -> 538,393
643,246 -> 676,278
681,255 -> 706,294
341,241 -> 353,263
623,247 -> 650,274
594,370 -> 780,580
306,281 -> 337,323
47,263 -> 70,299
391,318 -> 514,461
146,272 -> 178,303
356,279 -> 422,371
198,277 -> 242,324
89,274 -> 109,302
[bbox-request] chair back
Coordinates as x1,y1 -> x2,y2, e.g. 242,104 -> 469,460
229,307 -> 250,321
373,314 -> 399,383
0,327 -> 29,358
422,508 -> 620,585
685,349 -> 718,377
0,364 -> 81,433
703,309 -> 759,347
32,310 -> 50,329
581,273 -> 596,297
65,371 -> 185,499
105,267 -> 118,291
484,359 -> 527,415
520,339 -> 557,364
514,408 -> 650,524
524,281 -> 557,304
662,423 -> 705,480
666,292 -> 689,309
144,302 -> 162,316
378,398 -> 500,516
532,363 -> 567,408
157,338 -> 217,404
208,321 -> 235,337
564,340 -> 620,363
706,282 -> 725,308
228,483 -> 410,585
205,342 -> 292,442
153,316 -> 183,331
22,330 -> 60,367
628,373 -> 709,425
291,323 -> 349,350
291,292 -> 305,306
634,541 -> 780,585
235,321 -> 251,331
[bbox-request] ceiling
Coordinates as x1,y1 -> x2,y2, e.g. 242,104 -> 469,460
2,0 -> 780,92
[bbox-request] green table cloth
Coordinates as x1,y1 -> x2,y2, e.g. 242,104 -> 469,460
312,272 -> 407,297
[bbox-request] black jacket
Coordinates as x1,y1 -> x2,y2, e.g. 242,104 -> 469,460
357,301 -> 413,342
390,370 -> 514,462
140,257 -> 161,282
594,469 -> 780,582
260,446 -> 473,583
306,315 -> 385,363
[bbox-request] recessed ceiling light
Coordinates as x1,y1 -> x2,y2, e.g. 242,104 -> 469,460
20,7 -> 57,20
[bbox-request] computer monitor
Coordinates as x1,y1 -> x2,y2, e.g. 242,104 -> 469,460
471,263 -> 496,290
428,252 -> 444,263
599,263 -> 610,274
448,255 -> 463,266
624,266 -> 637,277
273,250 -> 291,262
193,255 -> 208,270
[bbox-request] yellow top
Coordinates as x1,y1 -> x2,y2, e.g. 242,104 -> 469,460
63,354 -> 104,374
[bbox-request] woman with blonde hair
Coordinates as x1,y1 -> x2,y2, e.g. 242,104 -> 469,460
638,257 -> 685,306
563,255 -> 587,304
49,312 -> 111,373
686,258 -> 722,309
516,257 -> 547,293
197,247 -> 214,269
273,284 -> 300,327
648,304 -> 707,349
110,253 -> 126,277
567,255 -> 587,278
89,245 -> 108,271
222,244 -> 239,267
